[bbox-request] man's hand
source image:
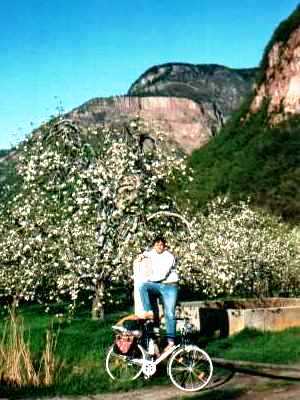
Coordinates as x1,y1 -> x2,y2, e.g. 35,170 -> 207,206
136,254 -> 145,262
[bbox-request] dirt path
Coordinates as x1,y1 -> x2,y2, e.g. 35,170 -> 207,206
37,374 -> 300,400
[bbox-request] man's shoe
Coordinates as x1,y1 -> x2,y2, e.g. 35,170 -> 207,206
136,311 -> 154,320
162,342 -> 175,354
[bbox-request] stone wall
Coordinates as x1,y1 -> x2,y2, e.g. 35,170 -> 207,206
178,298 -> 300,337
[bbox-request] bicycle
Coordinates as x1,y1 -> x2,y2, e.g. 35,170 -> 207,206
105,316 -> 213,392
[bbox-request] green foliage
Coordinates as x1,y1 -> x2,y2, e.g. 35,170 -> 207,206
167,4 -> 300,221
170,107 -> 300,221
0,149 -> 10,157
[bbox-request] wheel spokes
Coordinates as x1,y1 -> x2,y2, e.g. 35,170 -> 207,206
106,345 -> 145,381
168,347 -> 213,391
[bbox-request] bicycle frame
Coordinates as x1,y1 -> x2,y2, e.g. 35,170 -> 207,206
130,343 -> 179,379
133,343 -> 179,366
106,318 -> 214,391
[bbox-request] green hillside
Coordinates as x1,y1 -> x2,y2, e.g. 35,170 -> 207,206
2,107 -> 300,221
171,105 -> 300,221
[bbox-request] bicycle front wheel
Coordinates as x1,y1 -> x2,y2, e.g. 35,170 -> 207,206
167,345 -> 213,392
105,344 -> 146,381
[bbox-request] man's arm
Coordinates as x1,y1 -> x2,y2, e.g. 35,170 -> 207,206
136,250 -> 151,262
166,251 -> 176,269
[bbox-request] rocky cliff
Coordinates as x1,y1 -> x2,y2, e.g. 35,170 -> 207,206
250,6 -> 300,123
251,27 -> 300,123
67,96 -> 220,153
128,63 -> 258,119
67,64 -> 257,154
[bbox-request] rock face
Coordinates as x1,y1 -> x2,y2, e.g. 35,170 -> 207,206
68,64 -> 258,154
67,95 -> 222,153
251,26 -> 300,123
129,63 -> 258,120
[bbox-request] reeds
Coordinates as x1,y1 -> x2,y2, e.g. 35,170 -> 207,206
0,308 -> 58,387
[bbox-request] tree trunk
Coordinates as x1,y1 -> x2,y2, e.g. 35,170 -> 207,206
92,280 -> 105,320
12,295 -> 20,309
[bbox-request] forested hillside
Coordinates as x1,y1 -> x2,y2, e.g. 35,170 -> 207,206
171,106 -> 300,220
171,6 -> 300,222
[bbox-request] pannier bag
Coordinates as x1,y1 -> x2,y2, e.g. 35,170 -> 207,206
113,314 -> 143,354
115,333 -> 136,354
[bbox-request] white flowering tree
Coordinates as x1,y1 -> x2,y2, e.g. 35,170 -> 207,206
162,198 -> 299,298
0,118 -> 186,318
0,118 -> 298,319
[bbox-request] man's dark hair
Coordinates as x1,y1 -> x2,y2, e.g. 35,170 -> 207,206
152,236 -> 166,246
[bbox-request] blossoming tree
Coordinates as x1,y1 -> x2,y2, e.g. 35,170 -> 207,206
0,119 -> 298,319
158,198 -> 299,298
0,118 -> 186,318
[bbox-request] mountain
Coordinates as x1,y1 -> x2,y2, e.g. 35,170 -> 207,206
0,63 -> 258,201
2,8 -> 300,220
250,9 -> 300,123
175,6 -> 300,220
67,95 -> 220,154
129,63 -> 258,120
65,64 -> 257,154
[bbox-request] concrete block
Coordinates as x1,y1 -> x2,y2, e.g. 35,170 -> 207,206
178,298 -> 300,337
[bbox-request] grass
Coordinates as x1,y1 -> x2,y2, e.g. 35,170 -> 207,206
0,305 -> 167,399
2,305 -> 300,398
206,327 -> 300,365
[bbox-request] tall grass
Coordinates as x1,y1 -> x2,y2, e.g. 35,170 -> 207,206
0,309 -> 58,388
41,328 -> 58,386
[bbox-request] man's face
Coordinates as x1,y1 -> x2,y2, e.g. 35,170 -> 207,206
153,240 -> 165,254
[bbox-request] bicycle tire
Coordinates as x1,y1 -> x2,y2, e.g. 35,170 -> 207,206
105,344 -> 146,381
167,345 -> 213,392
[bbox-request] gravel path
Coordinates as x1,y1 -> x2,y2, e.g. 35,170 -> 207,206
30,374 -> 300,400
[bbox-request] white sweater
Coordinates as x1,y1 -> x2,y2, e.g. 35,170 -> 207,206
143,249 -> 177,283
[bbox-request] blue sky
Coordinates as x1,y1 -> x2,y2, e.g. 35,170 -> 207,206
1,0 -> 299,149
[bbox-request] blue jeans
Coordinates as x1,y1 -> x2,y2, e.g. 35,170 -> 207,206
139,282 -> 178,340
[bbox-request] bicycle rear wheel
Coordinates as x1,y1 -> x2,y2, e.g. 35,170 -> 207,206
105,344 -> 145,381
167,345 -> 213,392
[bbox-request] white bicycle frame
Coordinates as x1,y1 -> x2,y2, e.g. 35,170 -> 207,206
107,323 -> 214,391
112,324 -> 195,376
130,343 -> 179,378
